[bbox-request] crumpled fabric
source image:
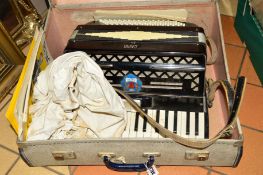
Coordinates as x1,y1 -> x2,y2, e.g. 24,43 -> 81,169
27,51 -> 127,141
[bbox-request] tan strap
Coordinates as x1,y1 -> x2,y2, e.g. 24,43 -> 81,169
206,37 -> 218,65
115,77 -> 246,149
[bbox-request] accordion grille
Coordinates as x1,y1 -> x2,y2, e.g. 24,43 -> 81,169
89,54 -> 202,65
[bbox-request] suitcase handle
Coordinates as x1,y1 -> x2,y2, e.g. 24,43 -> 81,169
103,155 -> 154,172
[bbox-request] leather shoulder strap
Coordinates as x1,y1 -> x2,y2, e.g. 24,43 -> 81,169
206,37 -> 218,65
115,76 -> 246,149
207,79 -> 235,114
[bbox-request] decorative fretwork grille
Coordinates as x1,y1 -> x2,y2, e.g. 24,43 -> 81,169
89,54 -> 201,65
88,54 -> 205,96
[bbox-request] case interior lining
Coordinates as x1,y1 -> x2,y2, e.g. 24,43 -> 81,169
44,2 -> 239,139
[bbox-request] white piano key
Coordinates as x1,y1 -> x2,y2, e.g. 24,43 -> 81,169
144,110 -> 152,138
134,100 -> 141,106
189,112 -> 196,139
168,111 -> 174,132
122,99 -> 141,112
181,112 -> 188,138
196,112 -> 205,139
137,114 -> 144,138
159,110 -> 166,127
129,112 -> 137,138
158,110 -> 166,138
176,111 -> 182,136
122,111 -> 131,138
151,110 -> 159,138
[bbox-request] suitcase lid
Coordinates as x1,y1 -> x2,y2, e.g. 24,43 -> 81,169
49,0 -> 214,9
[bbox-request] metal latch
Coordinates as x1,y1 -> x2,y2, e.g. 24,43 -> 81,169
185,151 -> 209,161
52,151 -> 76,160
98,152 -> 116,158
143,152 -> 161,157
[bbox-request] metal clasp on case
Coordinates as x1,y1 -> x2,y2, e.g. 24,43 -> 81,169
143,152 -> 161,157
98,152 -> 116,158
185,151 -> 209,161
52,151 -> 76,160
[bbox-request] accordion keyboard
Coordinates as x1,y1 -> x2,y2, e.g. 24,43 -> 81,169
122,100 -> 209,139
123,109 -> 208,139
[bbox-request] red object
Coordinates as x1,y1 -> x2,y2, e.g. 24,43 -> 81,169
128,82 -> 135,89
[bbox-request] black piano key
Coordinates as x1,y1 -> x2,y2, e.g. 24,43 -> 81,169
143,110 -> 148,132
173,111 -> 177,133
134,112 -> 139,131
205,112 -> 209,138
155,110 -> 160,133
186,112 -> 190,135
195,112 -> 199,136
165,110 -> 169,129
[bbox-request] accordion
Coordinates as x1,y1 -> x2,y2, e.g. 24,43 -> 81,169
65,19 -> 210,139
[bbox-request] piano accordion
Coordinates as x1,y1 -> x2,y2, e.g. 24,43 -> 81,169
65,19 -> 210,139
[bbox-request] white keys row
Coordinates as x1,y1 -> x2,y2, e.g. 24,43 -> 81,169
122,109 -> 207,139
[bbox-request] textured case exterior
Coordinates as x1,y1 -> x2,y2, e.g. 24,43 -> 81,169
18,137 -> 243,167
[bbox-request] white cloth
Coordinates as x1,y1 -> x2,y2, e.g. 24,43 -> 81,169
27,51 -> 127,141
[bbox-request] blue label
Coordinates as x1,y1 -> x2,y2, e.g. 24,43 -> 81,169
121,73 -> 142,92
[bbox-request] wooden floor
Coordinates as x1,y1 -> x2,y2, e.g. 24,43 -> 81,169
0,15 -> 262,175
